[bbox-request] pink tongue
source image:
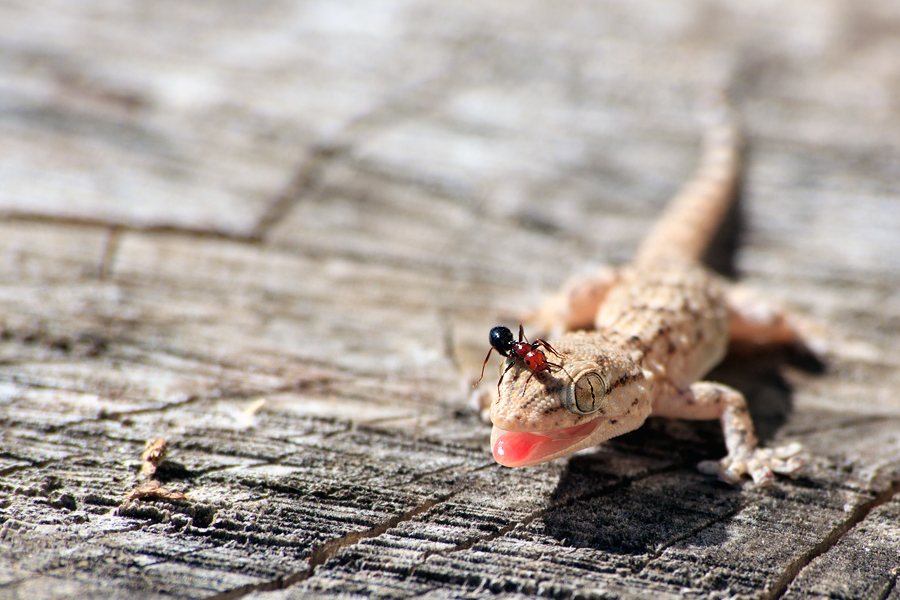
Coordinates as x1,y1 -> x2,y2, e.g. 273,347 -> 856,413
492,421 -> 598,467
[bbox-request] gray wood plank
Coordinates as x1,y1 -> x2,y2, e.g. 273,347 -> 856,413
1,0 -> 899,599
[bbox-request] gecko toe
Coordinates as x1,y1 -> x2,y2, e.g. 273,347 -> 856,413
773,441 -> 804,460
697,458 -> 743,485
749,462 -> 775,486
697,442 -> 804,486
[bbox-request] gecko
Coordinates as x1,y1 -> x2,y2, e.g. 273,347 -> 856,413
484,103 -> 807,486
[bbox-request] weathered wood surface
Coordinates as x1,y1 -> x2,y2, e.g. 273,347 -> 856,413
1,0 -> 900,599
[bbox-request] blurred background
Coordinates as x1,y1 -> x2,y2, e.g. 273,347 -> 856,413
3,0 -> 898,373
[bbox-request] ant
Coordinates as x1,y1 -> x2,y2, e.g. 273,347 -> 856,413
475,324 -> 571,395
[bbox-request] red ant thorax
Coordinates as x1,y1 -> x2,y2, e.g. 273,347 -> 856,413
474,324 -> 571,395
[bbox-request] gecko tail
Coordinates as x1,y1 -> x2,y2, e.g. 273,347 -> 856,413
633,96 -> 743,267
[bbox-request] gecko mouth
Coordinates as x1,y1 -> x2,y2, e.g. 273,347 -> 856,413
491,420 -> 600,467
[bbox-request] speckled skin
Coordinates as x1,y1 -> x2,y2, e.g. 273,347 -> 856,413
490,105 -> 805,485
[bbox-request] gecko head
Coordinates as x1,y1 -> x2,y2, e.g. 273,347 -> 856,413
490,345 -> 650,467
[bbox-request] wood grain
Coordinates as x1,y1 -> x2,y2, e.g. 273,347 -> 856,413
1,0 -> 899,599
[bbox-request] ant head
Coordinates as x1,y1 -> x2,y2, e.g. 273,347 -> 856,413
489,326 -> 515,355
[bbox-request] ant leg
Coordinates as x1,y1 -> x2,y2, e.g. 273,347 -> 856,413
521,368 -> 538,396
519,361 -> 555,396
496,360 -> 516,396
547,361 -> 575,384
533,339 -> 564,359
474,347 -> 497,387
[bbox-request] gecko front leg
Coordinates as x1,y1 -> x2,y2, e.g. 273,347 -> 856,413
652,381 -> 804,485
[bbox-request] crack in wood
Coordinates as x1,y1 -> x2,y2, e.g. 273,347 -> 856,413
0,391 -> 204,432
633,502 -> 746,574
94,394 -> 206,421
260,79 -> 465,244
411,463 -> 687,572
762,477 -> 900,600
203,488 -> 463,600
251,144 -> 344,241
0,213 -> 259,242
876,566 -> 899,600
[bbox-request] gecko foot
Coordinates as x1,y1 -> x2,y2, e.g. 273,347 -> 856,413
697,442 -> 805,486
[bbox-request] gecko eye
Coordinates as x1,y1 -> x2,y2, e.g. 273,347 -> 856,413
567,372 -> 607,414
